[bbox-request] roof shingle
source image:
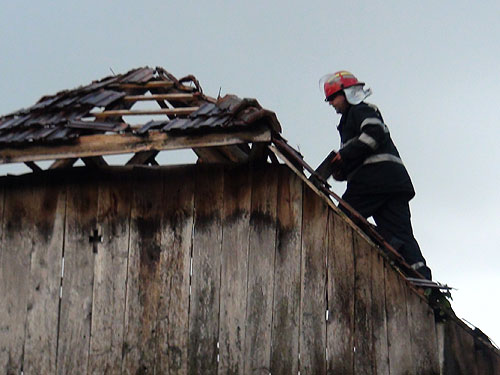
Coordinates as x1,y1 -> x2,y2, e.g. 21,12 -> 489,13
0,66 -> 281,148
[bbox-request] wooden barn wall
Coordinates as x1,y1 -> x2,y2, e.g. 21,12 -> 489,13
0,164 -> 499,375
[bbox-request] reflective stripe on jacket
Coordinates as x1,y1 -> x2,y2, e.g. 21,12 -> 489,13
337,102 -> 415,195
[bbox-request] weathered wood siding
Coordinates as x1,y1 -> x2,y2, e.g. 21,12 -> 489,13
0,164 -> 498,374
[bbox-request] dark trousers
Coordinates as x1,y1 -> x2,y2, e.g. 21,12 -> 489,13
341,191 -> 431,279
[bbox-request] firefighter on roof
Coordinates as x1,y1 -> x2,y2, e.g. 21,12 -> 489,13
319,70 -> 432,280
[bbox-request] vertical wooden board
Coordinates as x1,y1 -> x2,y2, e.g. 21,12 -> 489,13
440,320 -> 478,375
474,338 -> 500,375
370,253 -> 390,375
353,236 -> 374,375
23,178 -> 66,374
436,322 -> 445,372
384,266 -> 413,374
88,176 -> 131,375
218,166 -> 251,375
0,184 -> 3,290
0,183 -> 34,375
155,167 -> 195,375
437,314 -> 500,374
122,170 -> 164,375
270,167 -> 302,375
326,212 -> 355,375
57,178 -> 98,375
0,184 -> 3,245
243,164 -> 278,375
299,185 -> 327,375
188,166 -> 224,375
406,290 -> 440,374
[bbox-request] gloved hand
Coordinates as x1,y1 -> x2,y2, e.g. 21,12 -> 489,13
308,173 -> 331,190
308,174 -> 324,189
330,152 -> 347,181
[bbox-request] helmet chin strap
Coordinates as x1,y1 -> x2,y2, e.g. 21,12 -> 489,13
344,85 -> 372,105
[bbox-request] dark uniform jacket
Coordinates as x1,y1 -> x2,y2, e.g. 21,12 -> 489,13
337,102 -> 415,196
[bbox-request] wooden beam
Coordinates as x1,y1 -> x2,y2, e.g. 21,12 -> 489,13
114,81 -> 175,89
125,150 -> 159,165
249,142 -> 270,162
82,156 -> 108,168
92,107 -> 199,118
25,161 -> 42,172
123,93 -> 195,102
193,148 -> 230,163
49,158 -> 78,169
217,145 -> 249,163
0,127 -> 272,164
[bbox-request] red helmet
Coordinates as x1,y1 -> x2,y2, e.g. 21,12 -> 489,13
321,71 -> 364,101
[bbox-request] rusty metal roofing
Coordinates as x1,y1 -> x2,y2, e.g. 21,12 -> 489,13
0,67 -> 281,147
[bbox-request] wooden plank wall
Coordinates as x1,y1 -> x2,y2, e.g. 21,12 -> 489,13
0,164 -> 498,374
437,320 -> 500,375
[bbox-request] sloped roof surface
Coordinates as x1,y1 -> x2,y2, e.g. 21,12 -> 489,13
0,67 -> 281,147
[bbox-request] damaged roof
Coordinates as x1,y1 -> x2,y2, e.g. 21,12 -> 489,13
0,65 -> 445,287
0,66 -> 281,165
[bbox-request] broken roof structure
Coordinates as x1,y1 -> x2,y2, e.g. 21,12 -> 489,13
0,67 -> 499,374
0,66 -> 280,167
0,66 -> 445,280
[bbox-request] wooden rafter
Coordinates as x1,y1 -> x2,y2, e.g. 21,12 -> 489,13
123,93 -> 196,102
0,127 -> 272,165
216,145 -> 250,163
92,107 -> 199,119
25,161 -> 42,172
82,156 -> 108,168
126,150 -> 159,165
49,158 -> 78,169
192,148 -> 230,163
250,142 -> 272,162
113,81 -> 175,89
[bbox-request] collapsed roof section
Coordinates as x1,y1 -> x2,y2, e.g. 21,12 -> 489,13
0,66 -> 281,168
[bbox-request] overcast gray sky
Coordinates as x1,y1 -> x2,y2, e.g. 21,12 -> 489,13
1,1 -> 499,345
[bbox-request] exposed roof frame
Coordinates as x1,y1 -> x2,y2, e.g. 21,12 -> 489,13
0,126 -> 271,164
